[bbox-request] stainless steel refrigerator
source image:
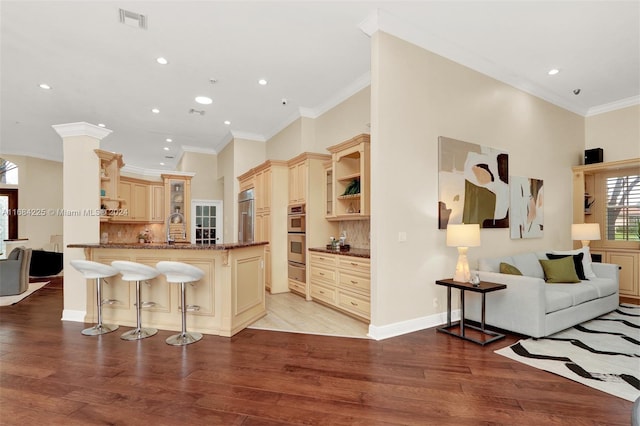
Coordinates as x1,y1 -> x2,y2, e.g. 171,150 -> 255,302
238,188 -> 254,243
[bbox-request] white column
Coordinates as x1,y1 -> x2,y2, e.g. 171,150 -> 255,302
52,122 -> 112,322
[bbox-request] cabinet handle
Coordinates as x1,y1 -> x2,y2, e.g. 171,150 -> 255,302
319,272 -> 324,276
140,301 -> 156,308
102,299 -> 119,305
320,290 -> 325,294
350,301 -> 358,306
350,262 -> 358,266
179,304 -> 201,312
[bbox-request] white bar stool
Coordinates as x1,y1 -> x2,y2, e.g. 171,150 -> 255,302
111,261 -> 160,341
70,260 -> 119,336
156,261 -> 205,346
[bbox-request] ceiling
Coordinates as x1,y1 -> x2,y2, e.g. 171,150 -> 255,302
1,1 -> 638,171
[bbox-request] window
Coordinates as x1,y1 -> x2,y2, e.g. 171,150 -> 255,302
606,173 -> 640,241
0,159 -> 19,185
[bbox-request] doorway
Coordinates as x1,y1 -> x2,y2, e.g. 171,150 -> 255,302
191,200 -> 223,245
0,189 -> 18,258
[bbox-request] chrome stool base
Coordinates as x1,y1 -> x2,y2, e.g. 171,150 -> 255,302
166,332 -> 202,346
121,327 -> 158,341
82,323 -> 119,336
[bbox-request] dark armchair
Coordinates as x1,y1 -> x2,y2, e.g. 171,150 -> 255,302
0,247 -> 32,296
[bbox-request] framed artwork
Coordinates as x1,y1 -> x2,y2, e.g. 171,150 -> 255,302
510,176 -> 544,239
438,136 -> 509,229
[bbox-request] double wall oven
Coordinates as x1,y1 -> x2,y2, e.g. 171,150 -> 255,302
287,204 -> 306,285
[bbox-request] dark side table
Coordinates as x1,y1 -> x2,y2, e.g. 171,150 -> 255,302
435,278 -> 506,345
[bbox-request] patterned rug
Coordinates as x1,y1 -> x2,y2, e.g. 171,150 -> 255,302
0,282 -> 49,306
495,304 -> 640,402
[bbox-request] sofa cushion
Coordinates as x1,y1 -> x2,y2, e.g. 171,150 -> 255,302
511,252 -> 545,279
539,256 -> 580,283
499,262 -> 522,275
545,289 -> 573,313
551,247 -> 596,279
547,282 -> 600,306
588,277 -> 618,298
546,252 -> 586,280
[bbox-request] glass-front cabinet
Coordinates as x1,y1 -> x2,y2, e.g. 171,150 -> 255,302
162,174 -> 192,243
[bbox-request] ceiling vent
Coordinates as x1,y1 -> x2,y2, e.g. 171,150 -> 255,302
189,108 -> 206,116
119,9 -> 147,30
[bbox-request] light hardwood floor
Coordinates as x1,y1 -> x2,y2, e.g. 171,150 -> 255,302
248,291 -> 370,338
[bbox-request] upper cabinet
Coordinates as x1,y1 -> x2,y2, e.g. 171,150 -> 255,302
149,184 -> 165,223
326,134 -> 370,221
288,158 -> 307,205
162,174 -> 192,242
112,177 -> 150,222
95,149 -> 124,220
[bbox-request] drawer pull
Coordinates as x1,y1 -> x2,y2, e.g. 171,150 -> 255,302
350,280 -> 358,284
179,304 -> 201,312
102,299 -> 119,305
350,301 -> 358,306
350,262 -> 358,266
319,290 -> 325,294
319,272 -> 325,276
140,301 -> 157,308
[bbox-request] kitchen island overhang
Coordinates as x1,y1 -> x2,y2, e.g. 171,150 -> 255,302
68,242 -> 268,337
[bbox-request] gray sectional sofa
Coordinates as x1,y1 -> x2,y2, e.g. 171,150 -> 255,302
465,248 -> 619,338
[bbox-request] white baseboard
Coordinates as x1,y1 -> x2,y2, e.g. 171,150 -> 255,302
61,309 -> 86,322
367,309 -> 460,340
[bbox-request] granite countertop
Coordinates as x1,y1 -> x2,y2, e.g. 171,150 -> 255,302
308,246 -> 370,259
68,242 -> 268,250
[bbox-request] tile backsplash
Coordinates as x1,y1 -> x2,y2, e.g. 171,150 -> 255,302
339,220 -> 370,249
100,223 -> 165,243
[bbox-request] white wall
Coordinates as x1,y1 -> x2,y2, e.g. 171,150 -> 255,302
314,87 -> 372,152
585,105 -> 640,162
178,151 -> 224,200
369,32 -> 585,335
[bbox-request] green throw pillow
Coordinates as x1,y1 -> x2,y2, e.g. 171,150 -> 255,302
500,262 -> 522,276
539,257 -> 580,283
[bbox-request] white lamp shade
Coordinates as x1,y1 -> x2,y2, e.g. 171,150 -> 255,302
571,223 -> 601,241
446,224 -> 481,247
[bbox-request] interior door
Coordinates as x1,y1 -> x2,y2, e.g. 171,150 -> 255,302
0,189 -> 18,258
191,200 -> 223,245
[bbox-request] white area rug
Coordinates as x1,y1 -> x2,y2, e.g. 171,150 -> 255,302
0,282 -> 49,306
496,304 -> 640,401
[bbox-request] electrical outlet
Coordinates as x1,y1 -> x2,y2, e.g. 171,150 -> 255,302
398,231 -> 407,242
433,297 -> 439,308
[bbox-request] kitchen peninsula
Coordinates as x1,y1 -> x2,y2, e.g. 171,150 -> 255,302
68,242 -> 267,337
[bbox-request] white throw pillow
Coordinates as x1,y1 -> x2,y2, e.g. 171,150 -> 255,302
551,247 -> 597,279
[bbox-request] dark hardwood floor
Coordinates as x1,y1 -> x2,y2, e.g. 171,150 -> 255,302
0,279 -> 632,425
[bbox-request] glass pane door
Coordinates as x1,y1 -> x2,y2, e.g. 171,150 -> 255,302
192,200 -> 223,245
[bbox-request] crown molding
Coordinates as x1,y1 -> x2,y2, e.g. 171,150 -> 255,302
586,95 -> 640,117
181,145 -> 218,155
52,122 -> 112,140
230,130 -> 266,142
359,9 -> 590,116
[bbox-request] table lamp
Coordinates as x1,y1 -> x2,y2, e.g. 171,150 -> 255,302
571,223 -> 600,247
446,223 -> 481,282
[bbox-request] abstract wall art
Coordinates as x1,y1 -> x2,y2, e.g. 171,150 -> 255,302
510,176 -> 544,239
438,136 -> 509,229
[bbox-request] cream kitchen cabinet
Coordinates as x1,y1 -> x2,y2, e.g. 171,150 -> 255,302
308,251 -> 370,321
162,174 -> 192,243
149,183 -> 165,223
288,159 -> 307,205
238,161 -> 289,293
592,249 -> 640,303
112,177 -> 150,222
326,134 -> 370,221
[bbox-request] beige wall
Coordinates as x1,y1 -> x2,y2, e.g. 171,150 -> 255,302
369,32 -> 585,330
314,87 -> 372,152
178,151 -> 224,200
266,118 -> 303,160
585,105 -> 640,162
1,154 -> 63,249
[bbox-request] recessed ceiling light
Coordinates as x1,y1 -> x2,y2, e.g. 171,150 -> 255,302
224,120 -> 231,125
151,108 -> 160,114
39,83 -> 51,90
166,138 -> 172,143
163,147 -> 170,151
98,123 -> 106,128
548,69 -> 560,75
156,57 -> 168,65
195,96 -> 212,105
160,162 -> 165,166
258,79 -> 267,86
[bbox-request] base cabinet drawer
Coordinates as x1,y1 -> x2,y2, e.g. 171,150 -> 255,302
338,257 -> 370,275
338,271 -> 370,294
337,290 -> 370,319
310,265 -> 336,285
288,278 -> 306,296
310,283 -> 336,304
